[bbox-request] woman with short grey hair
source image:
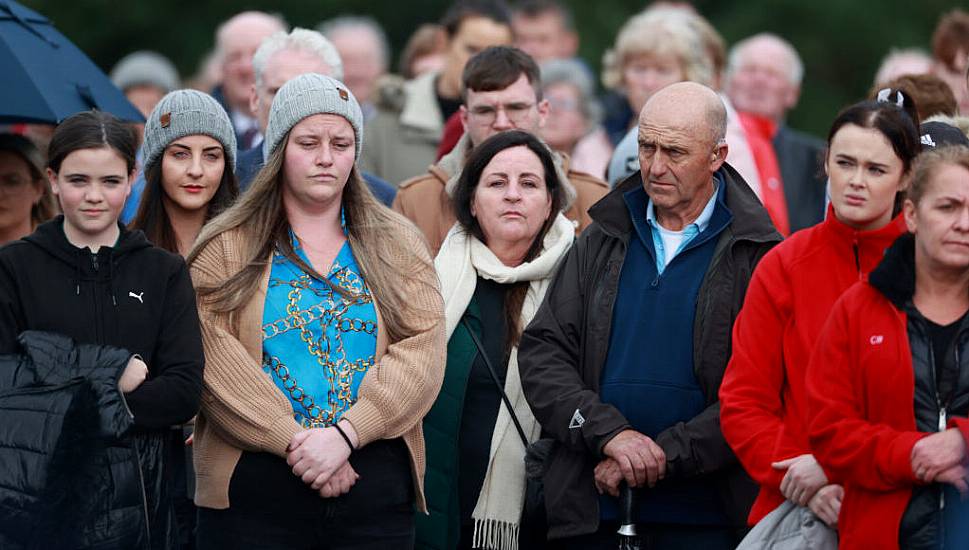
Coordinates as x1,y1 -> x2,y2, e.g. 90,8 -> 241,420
539,59 -> 612,179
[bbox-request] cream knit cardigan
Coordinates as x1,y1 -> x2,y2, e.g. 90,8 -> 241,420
189,224 -> 446,511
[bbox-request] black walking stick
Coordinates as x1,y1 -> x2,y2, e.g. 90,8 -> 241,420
617,483 -> 642,550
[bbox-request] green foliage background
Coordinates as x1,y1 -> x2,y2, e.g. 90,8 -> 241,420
20,0 -> 965,136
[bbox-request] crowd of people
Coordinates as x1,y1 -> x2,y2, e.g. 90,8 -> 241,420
0,1 -> 968,550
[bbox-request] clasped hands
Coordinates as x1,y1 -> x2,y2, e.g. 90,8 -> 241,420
772,454 -> 841,527
594,429 -> 666,497
286,420 -> 360,498
910,427 -> 969,494
772,431 -> 969,530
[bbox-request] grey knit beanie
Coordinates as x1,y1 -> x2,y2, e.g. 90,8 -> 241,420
142,89 -> 237,172
263,73 -> 363,161
110,50 -> 180,93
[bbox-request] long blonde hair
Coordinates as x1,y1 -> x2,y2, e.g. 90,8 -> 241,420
188,135 -> 434,342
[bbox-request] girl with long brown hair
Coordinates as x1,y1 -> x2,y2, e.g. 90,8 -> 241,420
188,73 -> 445,548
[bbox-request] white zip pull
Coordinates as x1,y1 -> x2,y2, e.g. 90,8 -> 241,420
940,404 -> 947,512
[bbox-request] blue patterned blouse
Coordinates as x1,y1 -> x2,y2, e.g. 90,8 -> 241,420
261,231 -> 377,428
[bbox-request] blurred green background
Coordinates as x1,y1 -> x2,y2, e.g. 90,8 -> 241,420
21,0 -> 965,136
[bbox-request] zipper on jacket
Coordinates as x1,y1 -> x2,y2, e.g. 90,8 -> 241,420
89,252 -> 104,344
926,335 -> 948,514
852,237 -> 861,279
939,339 -> 966,517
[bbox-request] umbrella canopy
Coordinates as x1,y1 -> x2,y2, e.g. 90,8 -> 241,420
0,0 -> 144,124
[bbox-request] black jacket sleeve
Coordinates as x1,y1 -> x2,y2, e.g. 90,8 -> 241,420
123,259 -> 204,429
655,402 -> 734,479
519,238 -> 630,457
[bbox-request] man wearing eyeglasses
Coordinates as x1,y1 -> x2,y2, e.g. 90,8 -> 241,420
392,45 -> 609,255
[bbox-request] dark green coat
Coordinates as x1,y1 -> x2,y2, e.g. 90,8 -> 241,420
415,300 -> 482,550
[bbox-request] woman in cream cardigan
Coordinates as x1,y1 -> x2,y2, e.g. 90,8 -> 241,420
417,130 -> 575,550
188,73 -> 445,548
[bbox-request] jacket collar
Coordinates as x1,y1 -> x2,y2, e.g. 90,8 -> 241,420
818,206 -> 907,274
24,215 -> 151,266
590,162 -> 781,244
869,232 -> 917,309
399,71 -> 444,134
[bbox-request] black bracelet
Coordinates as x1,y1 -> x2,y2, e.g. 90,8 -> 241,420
333,422 -> 355,453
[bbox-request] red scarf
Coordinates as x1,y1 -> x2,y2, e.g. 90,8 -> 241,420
738,113 -> 790,236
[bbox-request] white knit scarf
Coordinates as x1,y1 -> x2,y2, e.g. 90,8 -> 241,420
435,213 -> 575,550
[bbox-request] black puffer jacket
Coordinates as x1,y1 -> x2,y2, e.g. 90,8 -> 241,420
0,217 -> 204,549
519,164 -> 781,539
0,331 -> 149,549
870,234 -> 969,550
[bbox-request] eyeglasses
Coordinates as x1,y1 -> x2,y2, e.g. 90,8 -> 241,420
0,174 -> 33,193
547,95 -> 583,114
468,102 -> 535,125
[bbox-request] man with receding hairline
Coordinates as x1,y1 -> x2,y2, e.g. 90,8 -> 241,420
727,33 -> 827,233
211,11 -> 287,150
519,82 -> 781,547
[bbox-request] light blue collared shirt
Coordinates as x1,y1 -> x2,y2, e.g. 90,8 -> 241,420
645,177 -> 720,274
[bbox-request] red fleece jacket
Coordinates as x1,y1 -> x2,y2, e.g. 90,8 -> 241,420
805,281 -> 940,550
719,210 -> 905,524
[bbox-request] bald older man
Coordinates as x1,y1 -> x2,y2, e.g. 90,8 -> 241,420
520,82 -> 781,548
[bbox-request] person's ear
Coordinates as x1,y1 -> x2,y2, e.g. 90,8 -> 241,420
460,105 -> 470,133
903,198 -> 918,233
535,98 -> 550,129
120,167 -> 136,200
710,141 -> 728,171
46,168 -> 59,196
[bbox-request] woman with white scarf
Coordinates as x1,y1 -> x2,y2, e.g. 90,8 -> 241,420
416,130 -> 576,550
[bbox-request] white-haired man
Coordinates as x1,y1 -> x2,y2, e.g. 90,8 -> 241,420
726,33 -> 826,232
212,11 -> 287,150
235,28 -> 396,205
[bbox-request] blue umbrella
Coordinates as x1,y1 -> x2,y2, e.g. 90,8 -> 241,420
0,0 -> 143,124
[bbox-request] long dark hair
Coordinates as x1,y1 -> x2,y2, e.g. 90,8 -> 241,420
47,111 -> 137,174
129,145 -> 239,254
451,129 -> 565,348
827,94 -> 921,215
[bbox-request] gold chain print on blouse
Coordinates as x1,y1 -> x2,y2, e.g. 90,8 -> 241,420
262,267 -> 376,428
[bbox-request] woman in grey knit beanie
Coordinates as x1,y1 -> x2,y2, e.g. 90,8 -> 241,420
188,73 -> 445,548
130,89 -> 238,256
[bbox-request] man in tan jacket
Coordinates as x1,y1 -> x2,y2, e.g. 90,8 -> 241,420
394,45 -> 609,255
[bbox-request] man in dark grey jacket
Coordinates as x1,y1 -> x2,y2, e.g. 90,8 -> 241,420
726,33 -> 826,233
519,82 -> 781,547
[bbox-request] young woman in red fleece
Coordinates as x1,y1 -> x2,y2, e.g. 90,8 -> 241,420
806,145 -> 969,550
719,94 -> 920,527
